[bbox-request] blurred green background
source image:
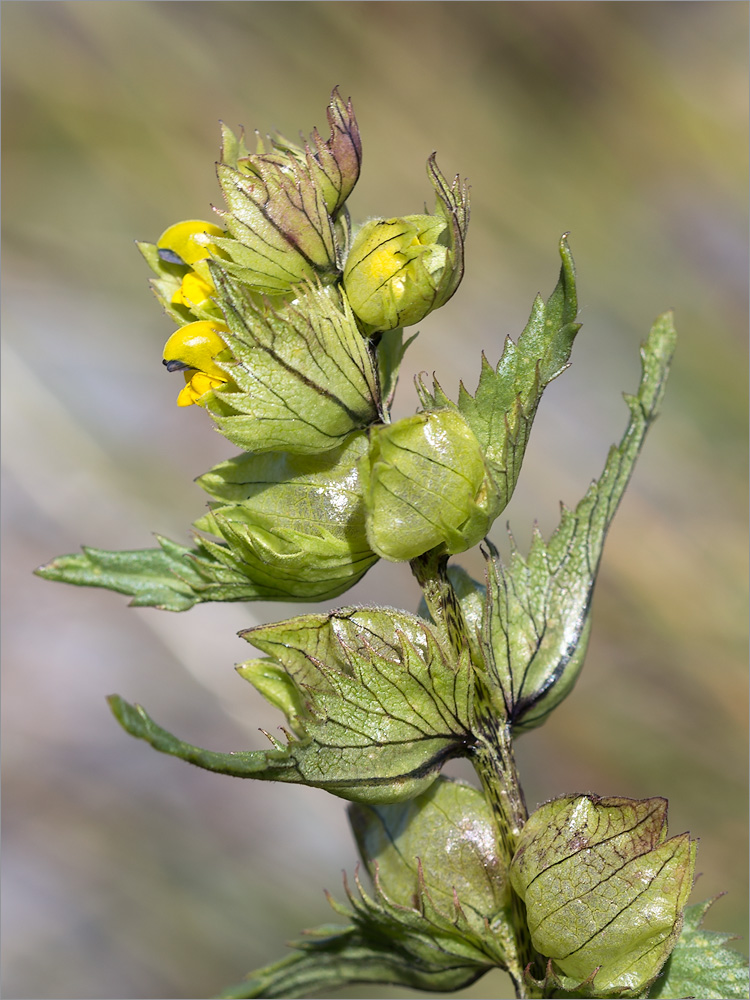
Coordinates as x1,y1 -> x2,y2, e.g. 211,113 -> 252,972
2,3 -> 747,998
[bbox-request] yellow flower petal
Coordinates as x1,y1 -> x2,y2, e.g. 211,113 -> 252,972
171,270 -> 215,308
157,220 -> 225,266
163,321 -> 229,381
175,370 -> 225,407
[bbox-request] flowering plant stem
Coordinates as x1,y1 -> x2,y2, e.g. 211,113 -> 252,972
37,91 -> 747,1000
412,549 -> 535,993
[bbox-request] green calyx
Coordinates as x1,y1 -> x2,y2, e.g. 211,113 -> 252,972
510,795 -> 697,997
343,155 -> 469,333
349,776 -> 512,947
361,409 -> 502,561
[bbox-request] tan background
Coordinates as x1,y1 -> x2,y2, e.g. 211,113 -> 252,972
2,3 -> 747,998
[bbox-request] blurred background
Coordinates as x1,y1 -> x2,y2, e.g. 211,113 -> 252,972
2,3 -> 747,998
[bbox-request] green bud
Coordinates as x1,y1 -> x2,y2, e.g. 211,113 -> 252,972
213,90 -> 361,294
361,410 -> 501,561
343,155 -> 469,333
510,795 -> 697,998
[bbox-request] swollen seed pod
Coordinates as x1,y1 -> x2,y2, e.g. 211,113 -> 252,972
511,796 -> 696,998
361,410 -> 502,561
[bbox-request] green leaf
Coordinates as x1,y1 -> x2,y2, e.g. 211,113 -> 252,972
417,234 -> 580,511
205,274 -> 381,453
349,775 -> 512,947
510,795 -> 697,999
34,535 -> 263,612
361,409 -> 502,561
110,608 -> 475,804
483,312 -> 677,730
194,432 -> 378,601
648,898 -> 749,999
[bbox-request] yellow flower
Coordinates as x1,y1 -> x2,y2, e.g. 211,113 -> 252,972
157,220 -> 224,267
163,320 -> 230,407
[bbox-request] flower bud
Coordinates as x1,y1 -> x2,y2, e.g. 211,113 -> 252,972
343,155 -> 469,333
212,91 -> 361,295
361,410 -> 501,561
343,215 -> 447,331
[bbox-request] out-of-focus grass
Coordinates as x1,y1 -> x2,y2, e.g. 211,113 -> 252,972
2,3 -> 747,998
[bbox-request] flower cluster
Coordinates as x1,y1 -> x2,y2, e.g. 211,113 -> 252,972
134,89 -> 506,598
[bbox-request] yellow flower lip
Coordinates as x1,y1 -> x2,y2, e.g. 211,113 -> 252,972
163,320 -> 230,384
176,370 -> 226,407
171,270 -> 215,308
157,220 -> 225,267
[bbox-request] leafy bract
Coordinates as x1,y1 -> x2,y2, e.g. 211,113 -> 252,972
417,234 -> 579,512
482,312 -> 677,730
35,435 -> 380,608
110,607 -> 475,804
648,898 -> 749,999
194,432 -> 378,600
34,534 -> 266,612
205,274 -> 381,453
217,916 -> 489,1000
510,795 -> 696,998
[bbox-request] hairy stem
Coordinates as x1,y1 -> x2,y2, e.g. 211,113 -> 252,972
472,692 -> 538,998
411,550 -> 540,998
410,549 -> 473,663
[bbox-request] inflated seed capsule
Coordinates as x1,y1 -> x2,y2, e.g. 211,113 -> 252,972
361,410 -> 502,561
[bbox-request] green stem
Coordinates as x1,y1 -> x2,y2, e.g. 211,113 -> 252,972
471,699 -> 539,998
411,550 -> 541,998
410,549 -> 472,663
